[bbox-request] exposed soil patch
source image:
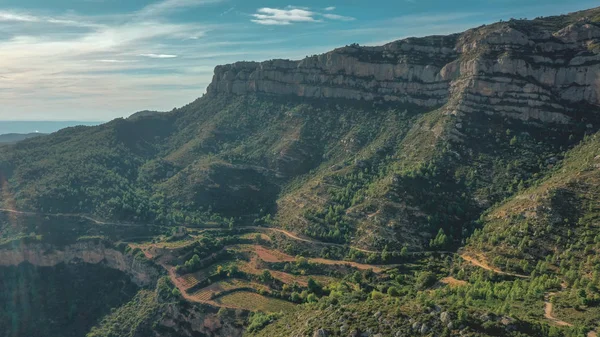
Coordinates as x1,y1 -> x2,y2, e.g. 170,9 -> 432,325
439,276 -> 468,288
253,245 -> 296,263
460,253 -> 529,278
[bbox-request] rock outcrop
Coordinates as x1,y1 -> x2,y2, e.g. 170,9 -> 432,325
0,240 -> 160,286
207,8 -> 600,124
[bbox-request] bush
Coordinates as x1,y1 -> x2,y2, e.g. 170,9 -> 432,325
247,312 -> 281,333
416,271 -> 437,290
387,286 -> 400,297
371,290 -> 384,300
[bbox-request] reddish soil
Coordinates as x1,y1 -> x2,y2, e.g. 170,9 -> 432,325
253,246 -> 295,263
439,276 -> 468,288
460,253 -> 529,278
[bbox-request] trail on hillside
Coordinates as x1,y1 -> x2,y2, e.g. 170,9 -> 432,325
1,208 -> 452,256
241,226 -> 454,256
0,208 -> 154,227
255,227 -> 378,253
459,254 -> 529,278
544,292 -> 573,327
460,253 -> 584,329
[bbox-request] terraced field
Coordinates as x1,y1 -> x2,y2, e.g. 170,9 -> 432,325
188,279 -> 270,303
130,238 -> 197,250
234,245 -> 386,271
251,246 -> 296,263
239,232 -> 272,242
238,258 -> 335,287
129,229 -> 390,315
177,271 -> 208,289
215,291 -> 296,313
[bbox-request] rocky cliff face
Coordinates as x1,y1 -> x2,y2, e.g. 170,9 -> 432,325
207,8 -> 600,124
0,241 -> 160,286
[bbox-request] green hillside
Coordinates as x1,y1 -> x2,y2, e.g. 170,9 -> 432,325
1,6 -> 600,337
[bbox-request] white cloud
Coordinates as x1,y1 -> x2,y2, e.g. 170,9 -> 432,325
323,13 -> 355,21
0,10 -> 99,28
138,0 -> 223,17
0,11 -> 38,22
140,53 -> 178,58
97,59 -> 135,63
251,7 -> 355,25
252,8 -> 317,25
0,2 -> 352,120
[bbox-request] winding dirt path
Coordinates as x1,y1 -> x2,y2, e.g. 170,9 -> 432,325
238,226 -> 453,256
544,292 -> 573,327
459,253 -> 529,278
459,253 -> 587,329
1,208 -> 452,257
0,208 -> 149,227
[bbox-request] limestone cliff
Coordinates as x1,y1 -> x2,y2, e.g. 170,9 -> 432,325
207,7 -> 600,124
0,240 -> 160,286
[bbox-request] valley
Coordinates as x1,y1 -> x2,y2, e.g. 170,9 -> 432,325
0,207 -> 594,336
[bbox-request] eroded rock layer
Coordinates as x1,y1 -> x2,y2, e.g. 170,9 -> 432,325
0,241 -> 159,286
208,12 -> 600,124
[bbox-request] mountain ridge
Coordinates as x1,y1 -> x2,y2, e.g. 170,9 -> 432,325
1,6 -> 600,252
208,6 -> 600,125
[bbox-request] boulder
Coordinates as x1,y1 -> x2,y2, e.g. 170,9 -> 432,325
313,329 -> 329,337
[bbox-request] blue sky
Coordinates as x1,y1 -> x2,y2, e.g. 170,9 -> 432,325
0,0 -> 598,121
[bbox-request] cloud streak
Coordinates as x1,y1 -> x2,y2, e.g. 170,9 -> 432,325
0,10 -> 100,28
251,6 -> 355,25
137,0 -> 224,17
323,13 -> 355,21
252,8 -> 318,25
97,59 -> 136,63
140,53 -> 178,58
0,11 -> 38,22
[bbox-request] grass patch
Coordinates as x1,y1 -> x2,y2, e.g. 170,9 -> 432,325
216,291 -> 296,313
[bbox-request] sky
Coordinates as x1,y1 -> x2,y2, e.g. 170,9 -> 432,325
0,0 -> 598,121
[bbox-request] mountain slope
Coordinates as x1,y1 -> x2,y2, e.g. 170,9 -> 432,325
0,7 -> 599,253
465,131 -> 600,277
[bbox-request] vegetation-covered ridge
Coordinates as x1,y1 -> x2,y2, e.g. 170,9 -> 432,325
2,6 -> 600,252
1,5 -> 600,337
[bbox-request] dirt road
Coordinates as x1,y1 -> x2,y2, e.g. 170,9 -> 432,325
459,254 -> 529,278
0,208 -> 154,227
460,253 -> 582,328
544,292 -> 573,327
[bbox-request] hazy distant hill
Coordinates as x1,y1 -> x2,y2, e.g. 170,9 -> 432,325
0,121 -> 102,135
0,132 -> 46,144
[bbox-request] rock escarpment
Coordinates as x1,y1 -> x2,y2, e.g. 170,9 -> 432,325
208,36 -> 457,108
208,8 -> 600,124
0,241 -> 160,286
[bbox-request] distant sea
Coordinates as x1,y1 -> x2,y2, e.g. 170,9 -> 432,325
0,121 -> 103,135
